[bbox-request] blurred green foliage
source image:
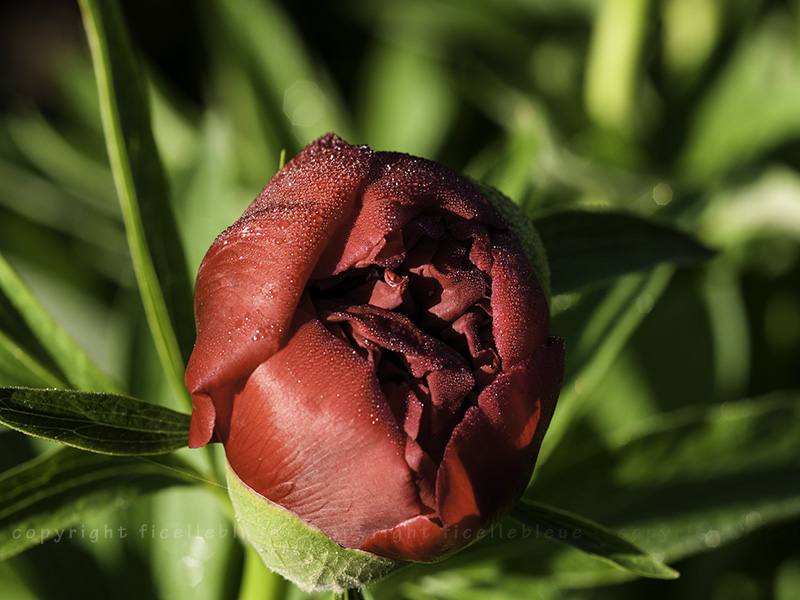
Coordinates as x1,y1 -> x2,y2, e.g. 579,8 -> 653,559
1,0 -> 799,599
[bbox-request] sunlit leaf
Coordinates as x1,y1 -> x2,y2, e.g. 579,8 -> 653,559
78,0 -> 194,403
360,44 -> 456,158
541,267 -> 674,460
584,0 -> 649,131
511,500 -> 678,579
534,209 -> 713,295
236,544 -> 285,600
0,387 -> 190,456
0,253 -> 118,393
0,332 -> 64,389
0,447 -> 195,561
144,486 -> 241,600
4,112 -> 115,204
701,166 -> 800,246
681,12 -> 800,181
206,0 -> 350,145
531,392 -> 800,576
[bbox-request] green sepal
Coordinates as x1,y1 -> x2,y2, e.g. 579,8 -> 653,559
225,463 -> 404,593
471,178 -> 552,301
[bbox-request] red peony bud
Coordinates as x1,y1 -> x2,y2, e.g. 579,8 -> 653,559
185,134 -> 565,590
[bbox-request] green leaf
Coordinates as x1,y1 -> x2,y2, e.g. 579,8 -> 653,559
541,267 -> 675,461
511,500 -> 678,580
207,0 -> 351,145
0,156 -> 122,241
584,0 -> 650,131
359,44 -> 456,158
0,447 -> 195,561
680,13 -> 800,182
0,252 -> 118,392
4,112 -> 116,205
531,392 -> 800,575
78,0 -> 194,403
0,387 -> 190,456
0,334 -> 63,388
533,210 -> 713,295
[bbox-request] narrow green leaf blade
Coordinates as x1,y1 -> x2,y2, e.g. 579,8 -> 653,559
0,330 -> 65,389
78,0 -> 194,402
0,447 -> 194,560
531,392 -> 800,573
0,387 -> 190,456
533,210 -> 714,294
0,253 -> 116,392
208,0 -> 351,144
541,267 -> 675,461
511,500 -> 679,580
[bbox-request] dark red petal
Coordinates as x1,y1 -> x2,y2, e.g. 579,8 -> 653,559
365,152 -> 507,227
412,261 -> 488,323
403,438 -> 438,511
325,151 -> 508,277
368,270 -> 410,310
188,392 -> 215,448
184,135 -> 372,446
362,515 -> 455,563
490,233 -> 550,369
436,337 -> 565,530
223,310 -> 422,550
322,304 -> 474,432
449,308 -> 500,386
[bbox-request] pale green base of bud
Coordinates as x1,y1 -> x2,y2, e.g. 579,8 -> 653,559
470,178 -> 552,302
225,463 -> 404,592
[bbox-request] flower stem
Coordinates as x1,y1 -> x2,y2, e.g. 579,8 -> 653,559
238,544 -> 287,600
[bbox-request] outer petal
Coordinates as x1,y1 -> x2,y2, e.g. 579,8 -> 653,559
185,135 -> 372,446
436,337 -> 565,532
223,309 -> 422,550
490,232 -> 550,369
361,515 -> 452,563
324,150 -> 508,276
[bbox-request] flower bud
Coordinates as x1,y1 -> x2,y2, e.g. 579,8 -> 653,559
185,134 -> 565,590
